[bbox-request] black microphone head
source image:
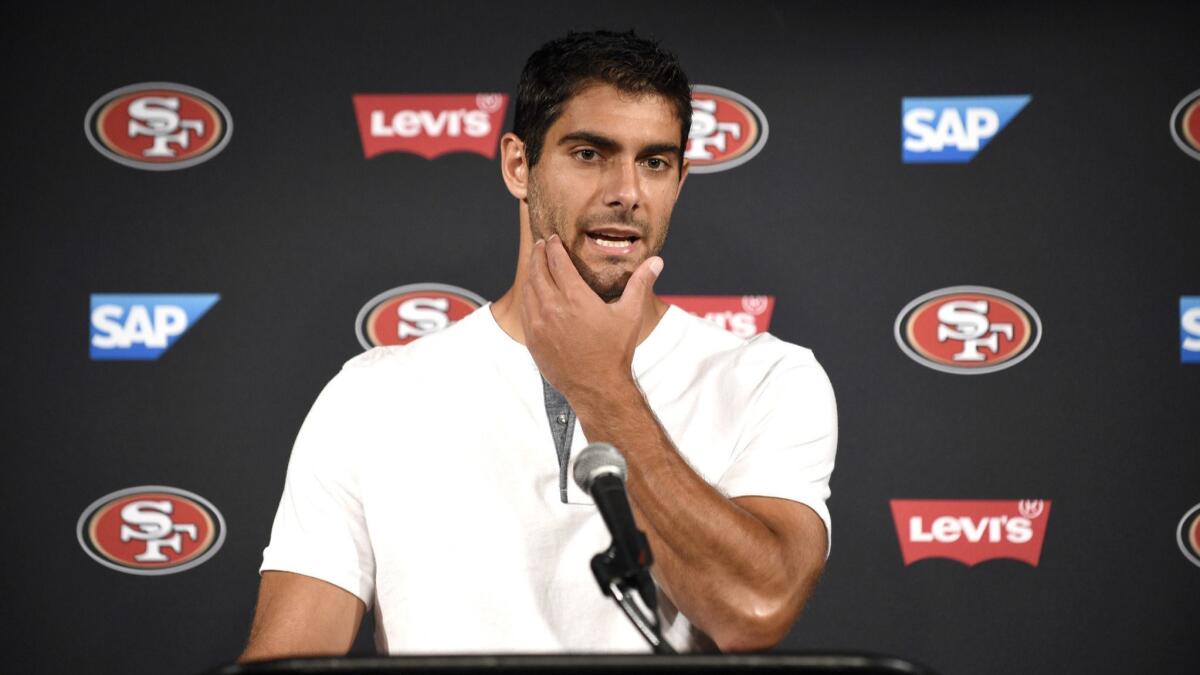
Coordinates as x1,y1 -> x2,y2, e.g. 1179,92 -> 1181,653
572,442 -> 627,495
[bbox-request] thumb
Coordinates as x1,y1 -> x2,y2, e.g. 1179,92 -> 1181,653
619,255 -> 663,306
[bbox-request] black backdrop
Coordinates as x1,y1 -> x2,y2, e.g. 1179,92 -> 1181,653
2,2 -> 1198,674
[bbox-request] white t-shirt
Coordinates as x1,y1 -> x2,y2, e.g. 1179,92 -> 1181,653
260,304 -> 837,653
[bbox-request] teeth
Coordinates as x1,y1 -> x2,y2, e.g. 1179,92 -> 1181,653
592,236 -> 634,248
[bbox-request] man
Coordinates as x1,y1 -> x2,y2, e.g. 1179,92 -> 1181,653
241,30 -> 836,660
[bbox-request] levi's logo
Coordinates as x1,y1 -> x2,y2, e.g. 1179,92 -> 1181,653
353,93 -> 508,160
890,499 -> 1052,567
661,295 -> 775,338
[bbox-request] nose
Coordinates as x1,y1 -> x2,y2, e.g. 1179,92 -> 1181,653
600,158 -> 641,214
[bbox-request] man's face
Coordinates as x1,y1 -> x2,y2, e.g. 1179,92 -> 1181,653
525,83 -> 687,302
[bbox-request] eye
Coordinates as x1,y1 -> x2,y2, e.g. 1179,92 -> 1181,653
575,148 -> 600,161
642,157 -> 670,171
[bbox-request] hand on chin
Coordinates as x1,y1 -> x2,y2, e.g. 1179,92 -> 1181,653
520,234 -> 663,400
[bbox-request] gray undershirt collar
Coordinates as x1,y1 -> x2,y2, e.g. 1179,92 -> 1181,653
540,376 -> 576,503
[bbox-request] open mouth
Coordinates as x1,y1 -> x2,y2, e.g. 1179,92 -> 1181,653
584,228 -> 641,254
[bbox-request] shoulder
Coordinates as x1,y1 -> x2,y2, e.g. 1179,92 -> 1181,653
735,332 -> 824,380
340,305 -> 492,374
316,306 -> 495,411
672,308 -> 825,382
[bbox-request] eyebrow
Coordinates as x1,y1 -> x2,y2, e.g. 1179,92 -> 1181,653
557,130 -> 681,158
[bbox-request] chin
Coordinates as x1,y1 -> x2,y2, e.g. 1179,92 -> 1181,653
583,268 -> 632,302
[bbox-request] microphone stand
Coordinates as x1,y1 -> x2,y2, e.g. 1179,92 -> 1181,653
574,443 -> 675,654
590,544 -> 676,655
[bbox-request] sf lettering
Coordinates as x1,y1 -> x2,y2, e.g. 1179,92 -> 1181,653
119,500 -> 198,562
397,297 -> 451,339
686,99 -> 741,160
937,301 -> 1013,361
127,97 -> 206,158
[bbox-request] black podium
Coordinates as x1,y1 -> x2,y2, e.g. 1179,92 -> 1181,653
204,653 -> 938,675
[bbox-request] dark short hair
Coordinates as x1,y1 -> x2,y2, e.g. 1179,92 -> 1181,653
513,30 -> 692,169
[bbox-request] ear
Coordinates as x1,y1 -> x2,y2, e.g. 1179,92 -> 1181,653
500,133 -> 528,200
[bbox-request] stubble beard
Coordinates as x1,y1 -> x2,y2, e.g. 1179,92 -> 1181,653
526,178 -> 668,303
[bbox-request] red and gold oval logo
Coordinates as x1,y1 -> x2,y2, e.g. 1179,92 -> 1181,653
84,82 -> 232,170
685,85 -> 769,174
356,283 -> 487,349
1179,503 -> 1200,568
895,286 -> 1042,374
77,486 -> 225,575
1171,88 -> 1200,162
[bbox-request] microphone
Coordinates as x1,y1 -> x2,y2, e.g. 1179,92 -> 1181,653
572,443 -> 656,607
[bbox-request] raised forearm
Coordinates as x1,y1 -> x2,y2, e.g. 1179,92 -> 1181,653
512,237 -> 821,649
571,378 -> 808,651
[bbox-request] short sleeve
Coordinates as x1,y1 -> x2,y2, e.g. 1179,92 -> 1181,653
260,369 -> 377,607
716,353 -> 837,556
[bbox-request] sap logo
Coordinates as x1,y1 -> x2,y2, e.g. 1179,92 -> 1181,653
902,95 -> 1030,163
90,294 -> 219,360
1182,296 -> 1200,363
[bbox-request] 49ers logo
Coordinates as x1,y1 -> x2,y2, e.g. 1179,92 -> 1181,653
1170,88 -> 1200,162
84,83 -> 232,170
685,85 -> 769,173
356,283 -> 487,349
77,486 -> 225,575
895,286 -> 1041,374
1178,502 -> 1200,568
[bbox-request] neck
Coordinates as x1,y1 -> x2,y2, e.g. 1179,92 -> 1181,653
490,204 -> 669,346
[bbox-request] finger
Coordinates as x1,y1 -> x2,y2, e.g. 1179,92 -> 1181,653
617,255 -> 663,309
545,234 -> 591,298
527,238 -> 558,303
520,241 -> 551,335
